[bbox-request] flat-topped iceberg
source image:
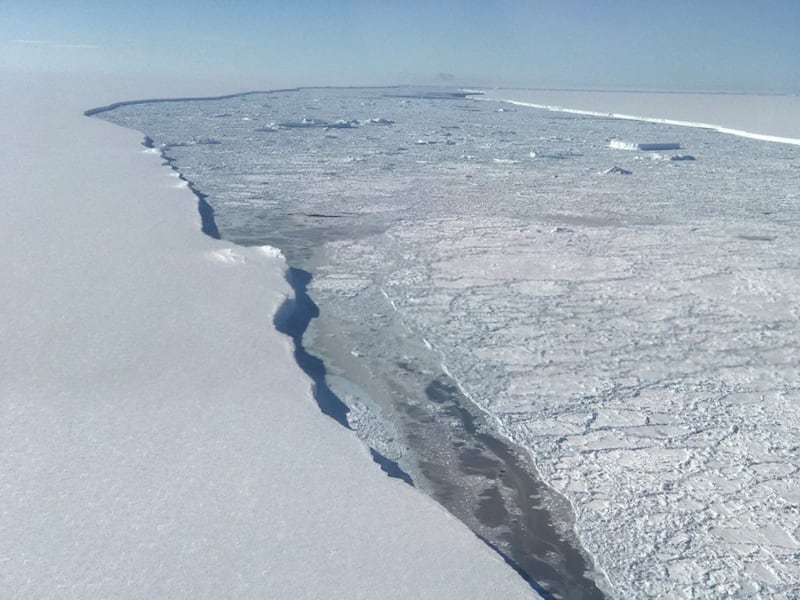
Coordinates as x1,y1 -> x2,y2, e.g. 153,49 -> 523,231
98,86 -> 800,599
610,139 -> 681,151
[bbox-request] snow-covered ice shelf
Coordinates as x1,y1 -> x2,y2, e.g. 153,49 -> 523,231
100,87 -> 800,598
483,89 -> 800,147
1,76 -> 537,600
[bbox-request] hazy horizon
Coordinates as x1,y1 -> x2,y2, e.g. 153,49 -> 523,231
2,1 -> 799,94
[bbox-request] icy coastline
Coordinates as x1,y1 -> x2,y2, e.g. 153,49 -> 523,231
96,86 -> 800,598
98,88 -> 613,598
483,89 -> 800,146
0,75 -> 537,599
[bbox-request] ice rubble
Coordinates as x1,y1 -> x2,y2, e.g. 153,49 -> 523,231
99,86 -> 800,598
0,75 -> 537,599
371,217 -> 800,598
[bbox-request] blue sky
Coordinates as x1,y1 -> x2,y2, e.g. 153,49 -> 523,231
2,0 -> 798,92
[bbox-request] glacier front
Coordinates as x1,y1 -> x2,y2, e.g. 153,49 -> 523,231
99,87 -> 800,598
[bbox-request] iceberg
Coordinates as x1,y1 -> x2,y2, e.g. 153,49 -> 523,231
609,139 -> 681,151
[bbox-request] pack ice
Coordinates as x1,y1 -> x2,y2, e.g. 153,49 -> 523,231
100,86 -> 800,599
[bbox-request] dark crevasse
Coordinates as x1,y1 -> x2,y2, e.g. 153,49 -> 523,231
271,266 -> 414,485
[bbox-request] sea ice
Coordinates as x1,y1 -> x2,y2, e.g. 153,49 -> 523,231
97,86 -> 800,599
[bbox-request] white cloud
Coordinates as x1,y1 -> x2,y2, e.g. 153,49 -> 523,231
11,39 -> 100,50
52,43 -> 101,50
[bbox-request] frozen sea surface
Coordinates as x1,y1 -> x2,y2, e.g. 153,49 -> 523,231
101,88 -> 800,598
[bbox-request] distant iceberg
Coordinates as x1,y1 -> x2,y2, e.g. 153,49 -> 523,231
364,117 -> 394,125
279,117 -> 328,128
324,119 -> 359,129
610,139 -> 681,151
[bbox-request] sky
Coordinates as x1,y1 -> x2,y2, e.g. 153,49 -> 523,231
2,0 -> 799,93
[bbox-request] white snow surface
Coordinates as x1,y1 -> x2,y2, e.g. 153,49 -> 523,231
0,74 -> 536,599
483,89 -> 800,146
